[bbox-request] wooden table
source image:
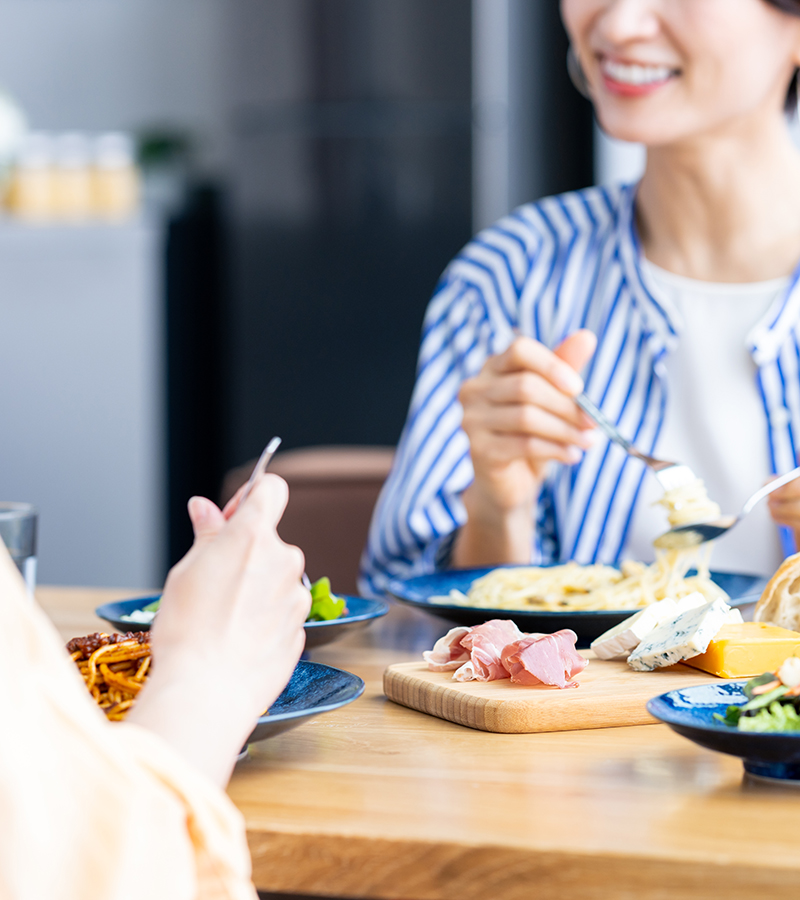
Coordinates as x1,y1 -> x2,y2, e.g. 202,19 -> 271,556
39,586 -> 800,900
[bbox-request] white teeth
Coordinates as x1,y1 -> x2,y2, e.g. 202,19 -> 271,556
602,60 -> 674,86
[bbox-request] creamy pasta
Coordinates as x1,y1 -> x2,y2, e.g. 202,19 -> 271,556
433,545 -> 726,613
656,478 -> 721,528
429,476 -> 729,613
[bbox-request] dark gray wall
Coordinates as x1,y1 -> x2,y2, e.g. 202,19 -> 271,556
219,0 -> 474,467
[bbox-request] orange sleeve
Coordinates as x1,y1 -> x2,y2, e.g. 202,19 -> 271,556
0,547 -> 256,900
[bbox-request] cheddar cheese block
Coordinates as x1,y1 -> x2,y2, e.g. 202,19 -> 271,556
681,622 -> 800,678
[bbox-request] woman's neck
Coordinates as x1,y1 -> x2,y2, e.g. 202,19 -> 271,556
637,110 -> 800,283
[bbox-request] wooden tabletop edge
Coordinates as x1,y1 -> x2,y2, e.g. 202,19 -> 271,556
246,830 -> 800,899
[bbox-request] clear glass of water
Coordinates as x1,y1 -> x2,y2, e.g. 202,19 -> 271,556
0,503 -> 37,594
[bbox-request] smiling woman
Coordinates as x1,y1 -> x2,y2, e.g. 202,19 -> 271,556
562,0 -> 800,145
361,0 -> 800,597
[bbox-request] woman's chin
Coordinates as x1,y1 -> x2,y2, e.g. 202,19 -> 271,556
595,112 -> 679,148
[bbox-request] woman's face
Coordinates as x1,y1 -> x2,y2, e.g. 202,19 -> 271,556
561,0 -> 800,146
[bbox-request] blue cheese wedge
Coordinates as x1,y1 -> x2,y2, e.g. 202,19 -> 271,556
627,598 -> 732,671
590,592 -> 720,661
590,598 -> 680,660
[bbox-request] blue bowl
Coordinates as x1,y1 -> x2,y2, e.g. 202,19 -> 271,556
95,594 -> 389,649
247,660 -> 365,743
647,683 -> 800,783
386,567 -> 767,646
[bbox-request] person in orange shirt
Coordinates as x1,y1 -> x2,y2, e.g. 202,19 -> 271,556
0,474 -> 309,900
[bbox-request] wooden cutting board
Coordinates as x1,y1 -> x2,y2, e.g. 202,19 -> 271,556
383,656 -> 725,733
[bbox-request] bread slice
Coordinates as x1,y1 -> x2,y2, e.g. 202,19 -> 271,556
754,553 -> 800,631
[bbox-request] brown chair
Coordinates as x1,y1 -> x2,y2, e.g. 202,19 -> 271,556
221,445 -> 395,596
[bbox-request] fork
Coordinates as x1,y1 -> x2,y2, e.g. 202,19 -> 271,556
575,392 -> 696,492
238,435 -> 315,591
653,465 -> 800,549
238,436 -> 282,505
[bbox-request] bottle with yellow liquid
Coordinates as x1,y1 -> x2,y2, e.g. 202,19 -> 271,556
92,132 -> 139,221
7,132 -> 55,221
53,132 -> 93,221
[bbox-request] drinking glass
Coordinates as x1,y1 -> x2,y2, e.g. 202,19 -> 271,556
0,502 -> 37,594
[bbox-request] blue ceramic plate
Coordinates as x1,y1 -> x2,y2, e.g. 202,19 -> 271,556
95,594 -> 390,649
386,568 -> 767,646
246,660 -> 365,743
647,683 -> 800,783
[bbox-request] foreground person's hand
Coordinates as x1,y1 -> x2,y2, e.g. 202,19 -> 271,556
128,475 -> 310,786
452,330 -> 597,567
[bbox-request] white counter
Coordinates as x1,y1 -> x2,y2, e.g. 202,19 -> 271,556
0,218 -> 165,589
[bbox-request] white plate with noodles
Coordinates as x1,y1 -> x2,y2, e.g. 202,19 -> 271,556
385,561 -> 767,647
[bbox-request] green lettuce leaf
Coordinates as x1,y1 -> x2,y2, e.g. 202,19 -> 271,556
737,701 -> 800,733
713,705 -> 743,727
307,576 -> 346,622
743,671 -> 780,699
740,684 -> 790,714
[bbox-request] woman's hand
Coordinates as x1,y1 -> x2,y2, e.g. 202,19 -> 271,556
452,330 -> 597,567
128,475 -> 310,786
767,476 -> 800,550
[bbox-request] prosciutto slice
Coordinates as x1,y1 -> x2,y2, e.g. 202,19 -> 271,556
500,629 -> 588,688
422,626 -> 471,671
453,619 -> 526,682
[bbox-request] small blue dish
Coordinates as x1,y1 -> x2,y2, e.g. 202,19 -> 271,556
246,660 -> 365,743
95,594 -> 389,649
647,683 -> 800,783
386,568 -> 766,646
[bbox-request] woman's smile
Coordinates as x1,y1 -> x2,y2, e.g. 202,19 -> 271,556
599,56 -> 679,97
563,0 -> 800,146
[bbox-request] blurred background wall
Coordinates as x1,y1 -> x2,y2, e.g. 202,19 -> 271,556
0,0 -> 636,587
0,0 -> 227,169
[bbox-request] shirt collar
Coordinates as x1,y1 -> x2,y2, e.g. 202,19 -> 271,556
747,266 -> 800,366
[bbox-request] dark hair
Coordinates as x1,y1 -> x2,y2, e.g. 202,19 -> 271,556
764,0 -> 800,111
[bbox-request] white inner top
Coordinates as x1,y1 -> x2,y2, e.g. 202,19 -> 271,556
625,259 -> 789,575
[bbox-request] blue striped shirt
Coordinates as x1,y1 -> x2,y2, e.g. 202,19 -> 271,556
359,183 -> 800,596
